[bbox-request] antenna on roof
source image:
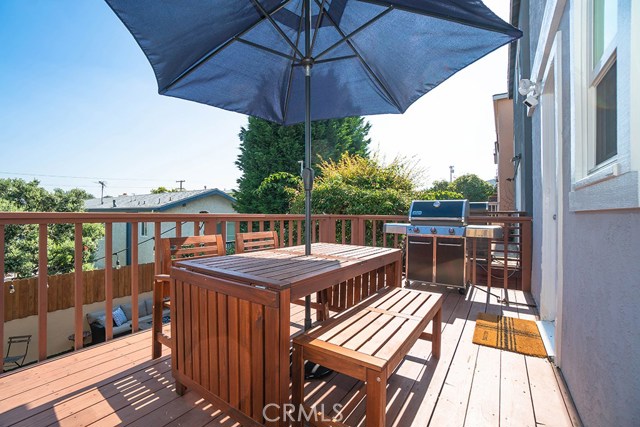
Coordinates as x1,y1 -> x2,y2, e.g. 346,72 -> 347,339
176,180 -> 185,191
97,181 -> 107,204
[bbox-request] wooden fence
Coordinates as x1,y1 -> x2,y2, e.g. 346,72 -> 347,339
3,263 -> 154,322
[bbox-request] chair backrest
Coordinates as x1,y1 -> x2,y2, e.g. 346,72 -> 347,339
235,231 -> 280,254
160,234 -> 226,274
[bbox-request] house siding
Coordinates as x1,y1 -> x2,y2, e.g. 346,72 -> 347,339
517,1 -> 640,425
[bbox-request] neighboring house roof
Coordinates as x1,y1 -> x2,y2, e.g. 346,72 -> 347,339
84,188 -> 236,212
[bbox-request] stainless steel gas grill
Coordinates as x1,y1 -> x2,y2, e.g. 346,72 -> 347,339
384,199 -> 503,294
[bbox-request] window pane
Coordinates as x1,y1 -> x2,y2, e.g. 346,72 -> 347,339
595,62 -> 617,165
593,0 -> 617,67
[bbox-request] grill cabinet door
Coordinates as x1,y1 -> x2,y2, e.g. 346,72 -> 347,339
435,237 -> 465,287
407,236 -> 434,283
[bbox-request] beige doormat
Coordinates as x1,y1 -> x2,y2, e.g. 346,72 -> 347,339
472,313 -> 547,358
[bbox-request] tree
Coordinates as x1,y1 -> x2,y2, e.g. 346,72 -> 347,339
150,186 -> 180,194
234,116 -> 371,213
0,178 -> 104,278
429,179 -> 451,192
255,172 -> 302,214
291,154 -> 423,215
449,174 -> 495,201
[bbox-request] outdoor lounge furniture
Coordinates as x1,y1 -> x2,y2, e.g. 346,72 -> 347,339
292,287 -> 443,426
87,298 -> 168,345
152,234 -> 226,359
3,335 -> 32,370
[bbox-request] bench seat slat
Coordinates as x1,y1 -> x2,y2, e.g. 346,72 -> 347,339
356,316 -> 406,356
340,313 -> 396,351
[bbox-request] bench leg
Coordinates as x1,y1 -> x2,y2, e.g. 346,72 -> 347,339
432,307 -> 442,359
366,369 -> 387,427
292,343 -> 305,427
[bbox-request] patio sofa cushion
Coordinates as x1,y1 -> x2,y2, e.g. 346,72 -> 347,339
87,297 -> 169,345
112,306 -> 127,326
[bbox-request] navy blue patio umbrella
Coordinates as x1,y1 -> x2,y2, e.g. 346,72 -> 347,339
105,0 -> 521,330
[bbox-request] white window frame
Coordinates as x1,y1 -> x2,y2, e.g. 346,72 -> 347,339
140,222 -> 149,237
569,0 -> 640,211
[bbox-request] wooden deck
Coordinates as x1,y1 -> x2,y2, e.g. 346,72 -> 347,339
0,286 -> 573,426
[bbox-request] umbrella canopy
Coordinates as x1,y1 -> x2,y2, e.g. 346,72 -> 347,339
105,0 -> 521,330
104,0 -> 521,126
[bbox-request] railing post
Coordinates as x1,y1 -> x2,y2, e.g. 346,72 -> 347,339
521,220 -> 532,292
38,224 -> 48,362
74,224 -> 84,350
105,223 -> 114,341
318,217 -> 335,243
0,224 -> 5,368
204,219 -> 217,236
131,222 -> 139,332
355,218 -> 365,245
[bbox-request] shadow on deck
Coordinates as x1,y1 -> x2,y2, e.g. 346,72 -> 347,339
0,287 -> 573,426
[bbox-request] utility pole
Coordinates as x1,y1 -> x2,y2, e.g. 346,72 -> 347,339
449,165 -> 455,183
176,180 -> 185,191
98,181 -> 107,204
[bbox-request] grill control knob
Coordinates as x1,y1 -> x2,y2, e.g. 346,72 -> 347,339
449,227 -> 455,235
413,227 -> 421,234
430,227 -> 437,234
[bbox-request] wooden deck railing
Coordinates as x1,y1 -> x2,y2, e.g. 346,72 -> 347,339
0,212 -> 531,368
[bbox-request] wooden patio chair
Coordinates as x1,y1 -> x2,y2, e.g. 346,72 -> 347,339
235,230 -> 280,253
236,231 -> 329,322
152,234 -> 226,359
3,335 -> 31,370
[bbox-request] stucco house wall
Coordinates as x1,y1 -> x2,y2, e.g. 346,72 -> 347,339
513,0 -> 640,425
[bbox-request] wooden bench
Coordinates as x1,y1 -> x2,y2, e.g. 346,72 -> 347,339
292,287 -> 443,426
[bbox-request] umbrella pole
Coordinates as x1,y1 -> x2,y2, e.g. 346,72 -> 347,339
303,0 -> 313,331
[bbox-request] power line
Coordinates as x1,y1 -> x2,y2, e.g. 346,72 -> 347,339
0,171 -> 166,182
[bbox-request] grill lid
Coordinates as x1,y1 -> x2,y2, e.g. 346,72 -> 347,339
409,199 -> 469,224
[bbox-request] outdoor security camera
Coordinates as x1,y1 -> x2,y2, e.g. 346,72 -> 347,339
524,94 -> 539,108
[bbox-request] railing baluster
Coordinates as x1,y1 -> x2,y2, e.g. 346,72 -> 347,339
297,220 -> 302,245
131,222 -> 139,332
105,223 -> 113,340
175,221 -> 182,238
194,221 -> 200,236
38,224 -> 48,362
74,224 -> 84,350
0,224 -> 5,367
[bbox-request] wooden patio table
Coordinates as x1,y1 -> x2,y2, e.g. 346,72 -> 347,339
169,242 -> 402,427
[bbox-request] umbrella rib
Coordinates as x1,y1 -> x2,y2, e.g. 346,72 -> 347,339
162,0 -> 292,93
251,0 -> 304,59
357,0 -> 520,35
312,54 -> 357,65
281,0 -> 305,123
309,0 -> 327,55
313,0 -> 403,112
314,7 -> 393,61
236,38 -> 297,61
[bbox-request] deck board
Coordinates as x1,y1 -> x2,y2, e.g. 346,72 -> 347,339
0,287 -> 572,427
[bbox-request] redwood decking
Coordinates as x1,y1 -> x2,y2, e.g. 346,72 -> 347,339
0,286 -> 573,427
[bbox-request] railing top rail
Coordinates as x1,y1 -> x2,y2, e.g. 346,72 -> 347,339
0,212 -> 530,225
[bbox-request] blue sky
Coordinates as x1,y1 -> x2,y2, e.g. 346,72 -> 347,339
0,0 -> 511,197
